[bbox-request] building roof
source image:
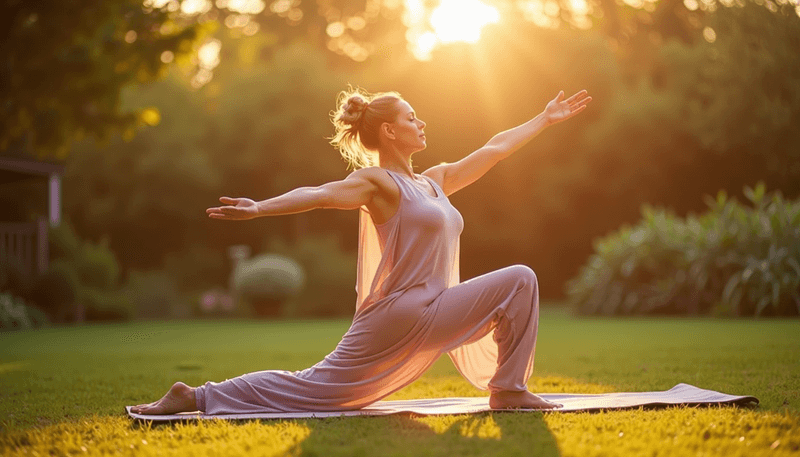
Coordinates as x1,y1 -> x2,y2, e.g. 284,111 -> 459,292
0,156 -> 64,185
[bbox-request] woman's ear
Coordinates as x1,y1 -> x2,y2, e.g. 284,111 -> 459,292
380,122 -> 396,141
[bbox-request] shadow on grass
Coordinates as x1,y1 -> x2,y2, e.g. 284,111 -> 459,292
132,412 -> 560,457
297,413 -> 560,457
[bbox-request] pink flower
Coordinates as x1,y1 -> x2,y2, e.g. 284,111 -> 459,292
201,292 -> 216,312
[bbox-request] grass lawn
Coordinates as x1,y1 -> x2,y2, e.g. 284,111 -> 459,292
1,307 -> 799,456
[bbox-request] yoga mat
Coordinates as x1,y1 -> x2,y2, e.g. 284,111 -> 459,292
125,383 -> 758,423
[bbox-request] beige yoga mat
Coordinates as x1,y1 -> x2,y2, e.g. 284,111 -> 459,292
125,383 -> 758,422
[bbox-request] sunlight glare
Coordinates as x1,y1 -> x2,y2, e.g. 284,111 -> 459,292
180,0 -> 212,15
430,0 -> 500,43
224,0 -> 265,14
198,39 -> 222,69
570,0 -> 590,15
417,32 -> 438,57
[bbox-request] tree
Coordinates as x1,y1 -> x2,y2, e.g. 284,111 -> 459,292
0,0 -> 410,158
1,0 -> 210,158
660,0 -> 800,187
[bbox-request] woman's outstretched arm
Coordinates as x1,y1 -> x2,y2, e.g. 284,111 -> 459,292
423,90 -> 592,196
206,169 -> 379,220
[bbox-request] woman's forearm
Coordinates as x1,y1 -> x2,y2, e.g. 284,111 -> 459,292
484,112 -> 549,160
255,187 -> 323,217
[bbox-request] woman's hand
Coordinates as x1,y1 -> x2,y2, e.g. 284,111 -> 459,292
206,197 -> 259,220
544,90 -> 592,126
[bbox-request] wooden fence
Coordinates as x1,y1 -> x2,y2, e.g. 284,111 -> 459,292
0,217 -> 48,279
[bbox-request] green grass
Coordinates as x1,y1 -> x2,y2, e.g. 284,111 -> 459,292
1,307 -> 799,456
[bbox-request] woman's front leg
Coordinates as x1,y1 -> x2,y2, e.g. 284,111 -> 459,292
130,381 -> 199,415
489,390 -> 561,410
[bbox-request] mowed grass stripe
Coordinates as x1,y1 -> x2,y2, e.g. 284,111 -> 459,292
1,308 -> 798,456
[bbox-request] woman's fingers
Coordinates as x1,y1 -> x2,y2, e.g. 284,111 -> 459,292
566,90 -> 588,103
206,206 -> 239,218
570,105 -> 587,116
208,211 -> 238,219
569,97 -> 592,110
208,197 -> 257,220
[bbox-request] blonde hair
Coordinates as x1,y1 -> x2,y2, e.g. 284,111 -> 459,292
329,86 -> 404,170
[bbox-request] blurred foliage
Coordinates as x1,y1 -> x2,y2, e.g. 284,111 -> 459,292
3,0 -> 798,315
658,0 -> 800,182
232,253 -> 305,317
0,255 -> 77,324
162,246 -> 228,296
61,41 -> 351,274
0,0 -> 408,158
47,222 -> 134,321
0,259 -> 33,305
265,234 -> 358,317
1,0 -> 751,158
29,259 -> 80,322
0,0 -> 208,157
568,183 -> 800,316
0,292 -> 50,331
123,269 -> 184,320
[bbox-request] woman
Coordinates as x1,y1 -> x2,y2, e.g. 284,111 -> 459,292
131,87 -> 591,415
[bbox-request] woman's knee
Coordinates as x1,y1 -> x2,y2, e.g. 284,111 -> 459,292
507,264 -> 537,289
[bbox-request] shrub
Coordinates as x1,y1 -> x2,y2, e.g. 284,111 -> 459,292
162,246 -> 228,295
49,221 -> 81,263
567,183 -> 800,317
265,235 -> 357,317
123,269 -> 184,320
44,222 -> 133,322
28,259 -> 79,323
232,254 -> 305,317
76,240 -> 120,291
0,259 -> 34,304
82,288 -> 135,321
0,292 -> 50,331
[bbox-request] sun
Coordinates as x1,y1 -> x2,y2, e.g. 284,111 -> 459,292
405,0 -> 501,60
430,0 -> 500,44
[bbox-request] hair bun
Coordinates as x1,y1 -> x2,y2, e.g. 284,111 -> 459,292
339,95 -> 369,126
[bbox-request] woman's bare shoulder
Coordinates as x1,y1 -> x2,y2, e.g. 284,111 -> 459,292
347,167 -> 393,186
347,167 -> 399,200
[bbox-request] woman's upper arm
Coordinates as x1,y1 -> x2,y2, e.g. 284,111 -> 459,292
423,146 -> 502,196
316,169 -> 380,210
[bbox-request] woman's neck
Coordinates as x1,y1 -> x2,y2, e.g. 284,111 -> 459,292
378,151 -> 414,177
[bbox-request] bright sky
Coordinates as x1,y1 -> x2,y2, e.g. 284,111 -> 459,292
430,0 -> 500,44
406,0 -> 500,60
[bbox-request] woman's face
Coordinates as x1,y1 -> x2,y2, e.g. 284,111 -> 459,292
388,100 -> 427,153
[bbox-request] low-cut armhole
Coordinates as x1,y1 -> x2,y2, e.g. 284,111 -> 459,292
420,174 -> 444,199
371,169 -> 403,228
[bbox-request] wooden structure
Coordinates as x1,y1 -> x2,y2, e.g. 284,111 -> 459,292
0,156 -> 63,279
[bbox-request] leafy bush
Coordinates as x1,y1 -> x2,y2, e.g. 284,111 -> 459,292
123,269 -> 186,320
162,246 -> 228,297
265,235 -> 357,317
232,254 -> 305,317
0,292 -> 50,331
568,183 -> 800,317
0,259 -> 34,304
28,259 -> 79,323
44,222 -> 133,322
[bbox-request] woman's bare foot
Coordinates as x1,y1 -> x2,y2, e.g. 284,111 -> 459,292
489,390 -> 562,410
130,382 -> 198,415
